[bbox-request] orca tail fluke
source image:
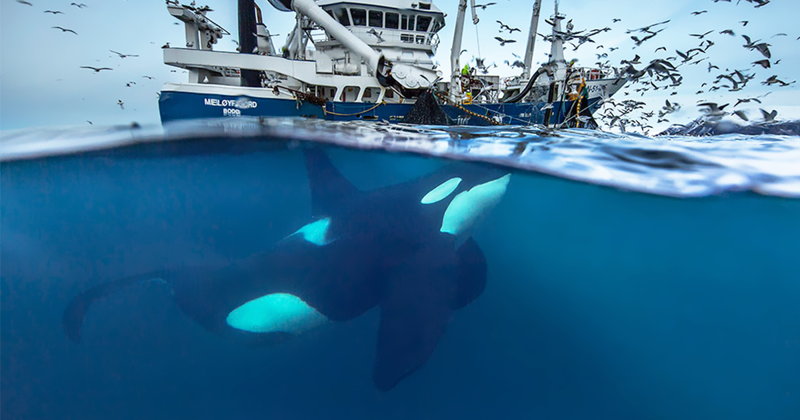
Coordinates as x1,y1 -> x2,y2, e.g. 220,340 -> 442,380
62,270 -> 174,343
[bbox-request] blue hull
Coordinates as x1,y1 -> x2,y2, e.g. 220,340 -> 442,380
159,90 -> 602,127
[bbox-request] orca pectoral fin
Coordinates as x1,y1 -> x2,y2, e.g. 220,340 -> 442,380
373,238 -> 458,391
62,269 -> 175,343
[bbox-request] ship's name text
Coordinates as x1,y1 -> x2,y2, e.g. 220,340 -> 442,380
204,98 -> 258,109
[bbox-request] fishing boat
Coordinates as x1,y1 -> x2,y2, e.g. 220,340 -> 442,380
159,0 -> 626,127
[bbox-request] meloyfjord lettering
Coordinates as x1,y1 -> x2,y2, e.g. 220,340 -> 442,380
203,98 -> 258,109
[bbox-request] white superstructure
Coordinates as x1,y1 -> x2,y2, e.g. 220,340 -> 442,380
161,0 -> 627,127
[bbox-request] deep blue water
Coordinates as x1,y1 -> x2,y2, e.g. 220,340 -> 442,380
1,119 -> 799,419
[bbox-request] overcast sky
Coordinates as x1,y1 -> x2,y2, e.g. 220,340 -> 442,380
1,0 -> 798,131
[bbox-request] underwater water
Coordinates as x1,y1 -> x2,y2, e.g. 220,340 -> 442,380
1,119 -> 799,420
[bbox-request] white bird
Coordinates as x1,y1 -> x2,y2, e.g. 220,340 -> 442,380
110,50 -> 139,58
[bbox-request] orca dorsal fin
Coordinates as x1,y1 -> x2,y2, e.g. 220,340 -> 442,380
303,148 -> 361,217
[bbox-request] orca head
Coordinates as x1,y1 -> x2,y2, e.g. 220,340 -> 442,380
419,165 -> 512,243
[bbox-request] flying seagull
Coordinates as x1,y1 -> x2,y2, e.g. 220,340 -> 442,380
494,37 -> 517,46
496,21 -> 520,33
44,10 -> 64,14
732,110 -> 749,122
80,66 -> 113,73
626,19 -> 670,34
70,2 -> 87,8
760,109 -> 777,123
698,102 -> 729,117
690,30 -> 713,39
110,50 -> 139,58
742,35 -> 771,59
752,59 -> 771,69
734,97 -> 761,107
762,75 -> 792,86
16,0 -> 33,5
52,26 -> 78,34
474,2 -> 496,10
366,28 -> 385,43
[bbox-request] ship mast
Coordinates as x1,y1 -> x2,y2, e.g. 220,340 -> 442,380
548,0 -> 567,81
522,0 -> 542,79
449,0 -> 468,102
238,0 -> 261,87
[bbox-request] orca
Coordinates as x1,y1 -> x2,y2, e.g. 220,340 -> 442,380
63,148 -> 511,391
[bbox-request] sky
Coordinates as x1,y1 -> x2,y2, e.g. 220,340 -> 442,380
1,0 -> 798,132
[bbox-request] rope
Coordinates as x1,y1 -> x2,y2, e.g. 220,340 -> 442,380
433,91 -> 504,126
323,101 -> 386,117
467,100 -> 538,126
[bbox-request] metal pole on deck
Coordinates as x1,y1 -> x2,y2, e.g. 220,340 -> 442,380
238,0 -> 261,87
522,0 -> 542,79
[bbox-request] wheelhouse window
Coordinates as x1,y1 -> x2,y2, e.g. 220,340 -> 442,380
351,9 -> 366,26
385,13 -> 399,29
401,15 -> 411,30
416,16 -> 431,32
368,11 -> 383,28
335,8 -> 350,26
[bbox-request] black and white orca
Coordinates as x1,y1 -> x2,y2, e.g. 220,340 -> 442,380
63,148 -> 511,391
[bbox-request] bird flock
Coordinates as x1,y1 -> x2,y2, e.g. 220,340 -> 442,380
12,0 -> 179,120
471,0 -> 797,134
594,0 -> 797,134
13,0 -> 799,133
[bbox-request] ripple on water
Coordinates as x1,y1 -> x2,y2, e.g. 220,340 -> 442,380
2,118 -> 799,198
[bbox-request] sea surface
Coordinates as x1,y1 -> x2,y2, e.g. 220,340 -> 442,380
1,118 -> 799,420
